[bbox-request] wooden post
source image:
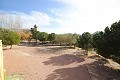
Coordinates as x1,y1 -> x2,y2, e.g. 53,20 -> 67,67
0,40 -> 6,80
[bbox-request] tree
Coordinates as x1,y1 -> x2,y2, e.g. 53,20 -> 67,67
38,32 -> 48,43
72,33 -> 79,48
92,31 -> 107,56
30,24 -> 39,43
0,29 -> 20,49
0,27 -> 4,39
93,21 -> 120,63
104,21 -> 120,58
63,33 -> 77,47
19,32 -> 32,41
48,33 -> 56,44
54,34 -> 64,45
19,29 -> 32,42
54,33 -> 79,48
0,13 -> 8,28
78,32 -> 92,50
0,13 -> 22,31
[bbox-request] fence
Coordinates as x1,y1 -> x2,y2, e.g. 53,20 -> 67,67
0,40 -> 6,80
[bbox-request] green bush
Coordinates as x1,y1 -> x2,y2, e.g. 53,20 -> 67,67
0,28 -> 20,49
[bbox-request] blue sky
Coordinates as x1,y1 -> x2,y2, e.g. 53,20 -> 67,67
0,0 -> 63,14
0,0 -> 120,34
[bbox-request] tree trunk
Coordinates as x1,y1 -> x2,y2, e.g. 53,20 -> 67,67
74,44 -> 76,49
36,39 -> 37,43
60,43 -> 61,46
50,41 -> 53,45
65,43 -> 67,49
10,45 -> 12,49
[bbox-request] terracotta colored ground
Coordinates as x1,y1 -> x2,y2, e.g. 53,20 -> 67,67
3,44 -> 120,80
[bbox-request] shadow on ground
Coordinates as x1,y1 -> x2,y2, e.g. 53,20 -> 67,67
18,42 -> 41,47
44,46 -> 76,54
43,54 -> 85,66
36,46 -> 67,54
85,60 -> 120,80
45,57 -> 120,80
45,65 -> 91,80
19,42 -> 75,48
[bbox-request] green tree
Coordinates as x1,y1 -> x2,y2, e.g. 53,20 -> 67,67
54,34 -> 63,45
72,33 -> 79,48
48,33 -> 56,44
104,21 -> 120,59
63,33 -> 77,47
30,24 -> 39,43
78,32 -> 92,50
93,21 -> 120,63
38,32 -> 48,43
0,27 -> 3,39
92,31 -> 107,56
1,29 -> 20,49
55,33 -> 79,48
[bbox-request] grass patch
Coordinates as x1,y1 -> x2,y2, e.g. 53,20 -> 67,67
6,74 -> 23,80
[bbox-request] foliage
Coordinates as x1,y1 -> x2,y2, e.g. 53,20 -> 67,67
0,27 -> 3,39
72,33 -> 79,47
63,33 -> 78,46
93,31 -> 106,55
55,33 -> 79,47
38,32 -> 48,43
19,32 -> 32,41
48,33 -> 56,43
0,28 -> 20,49
30,24 -> 39,42
77,32 -> 93,50
93,21 -> 120,63
54,34 -> 64,44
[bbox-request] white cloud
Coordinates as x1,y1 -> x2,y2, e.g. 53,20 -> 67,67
0,11 -> 52,32
1,0 -> 120,34
21,11 -> 52,30
51,0 -> 120,34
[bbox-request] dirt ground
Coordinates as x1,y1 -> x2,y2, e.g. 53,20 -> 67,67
3,44 -> 120,80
